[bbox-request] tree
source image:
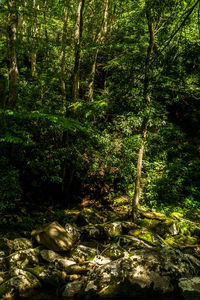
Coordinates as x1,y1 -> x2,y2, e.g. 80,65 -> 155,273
7,0 -> 18,106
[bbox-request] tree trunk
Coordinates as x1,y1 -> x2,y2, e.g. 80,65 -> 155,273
61,10 -> 68,110
61,0 -> 85,206
88,0 -> 109,101
43,0 -> 49,71
7,0 -> 18,107
72,0 -> 85,103
31,0 -> 39,77
132,5 -> 154,222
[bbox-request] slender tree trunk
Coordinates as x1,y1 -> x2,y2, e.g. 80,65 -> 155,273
61,10 -> 68,110
7,0 -> 18,107
132,6 -> 154,222
31,0 -> 39,77
72,0 -> 85,103
88,0 -> 109,101
88,49 -> 99,101
43,0 -> 49,71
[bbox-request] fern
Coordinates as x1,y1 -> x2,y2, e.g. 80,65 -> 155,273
0,109 -> 87,133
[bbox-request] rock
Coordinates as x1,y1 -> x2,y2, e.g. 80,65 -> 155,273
103,244 -> 124,260
166,235 -> 198,248
80,224 -> 105,241
55,257 -> 76,269
104,222 -> 122,238
13,238 -> 33,251
179,277 -> 200,300
118,235 -> 154,250
182,246 -> 200,259
65,223 -> 80,245
65,263 -> 93,275
62,278 -> 85,297
85,247 -> 200,298
27,265 -> 66,286
31,221 -> 75,252
137,218 -> 179,237
71,244 -> 99,261
128,228 -> 161,246
40,249 -> 75,268
92,255 -> 111,265
8,248 -> 39,269
0,271 -> 40,299
40,249 -> 62,263
121,221 -> 139,234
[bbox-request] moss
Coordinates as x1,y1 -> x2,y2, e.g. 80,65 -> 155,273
170,212 -> 183,221
166,235 -> 198,248
128,229 -> 160,246
137,218 -> 162,233
27,265 -> 45,277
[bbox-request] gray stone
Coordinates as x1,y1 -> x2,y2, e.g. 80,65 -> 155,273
92,255 -> 111,265
8,248 -> 39,269
62,279 -> 85,297
179,277 -> 200,300
71,244 -> 99,261
87,247 -> 200,297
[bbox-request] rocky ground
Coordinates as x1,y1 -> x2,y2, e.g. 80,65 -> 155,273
0,202 -> 200,300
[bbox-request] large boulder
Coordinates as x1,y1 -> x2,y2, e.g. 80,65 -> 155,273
84,247 -> 200,298
31,221 -> 77,252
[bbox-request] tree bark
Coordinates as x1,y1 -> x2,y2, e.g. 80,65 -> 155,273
132,5 -> 154,222
7,0 -> 18,107
88,0 -> 109,101
72,0 -> 85,103
61,10 -> 68,110
43,0 -> 49,71
31,0 -> 39,77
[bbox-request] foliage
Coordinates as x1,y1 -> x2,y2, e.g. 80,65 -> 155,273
0,0 -> 200,219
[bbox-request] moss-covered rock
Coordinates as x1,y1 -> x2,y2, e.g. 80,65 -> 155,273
170,212 -> 184,221
166,235 -> 198,248
128,228 -> 160,246
137,218 -> 179,237
27,265 -> 66,286
103,244 -> 124,260
104,222 -> 122,238
71,244 -> 99,261
13,238 -> 33,251
0,271 -> 40,298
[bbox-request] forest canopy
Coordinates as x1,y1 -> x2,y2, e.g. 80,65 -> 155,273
0,0 -> 200,222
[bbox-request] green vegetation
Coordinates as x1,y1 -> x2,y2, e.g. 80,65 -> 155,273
0,0 -> 200,228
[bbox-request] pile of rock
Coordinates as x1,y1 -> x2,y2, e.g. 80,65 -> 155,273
0,208 -> 199,299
